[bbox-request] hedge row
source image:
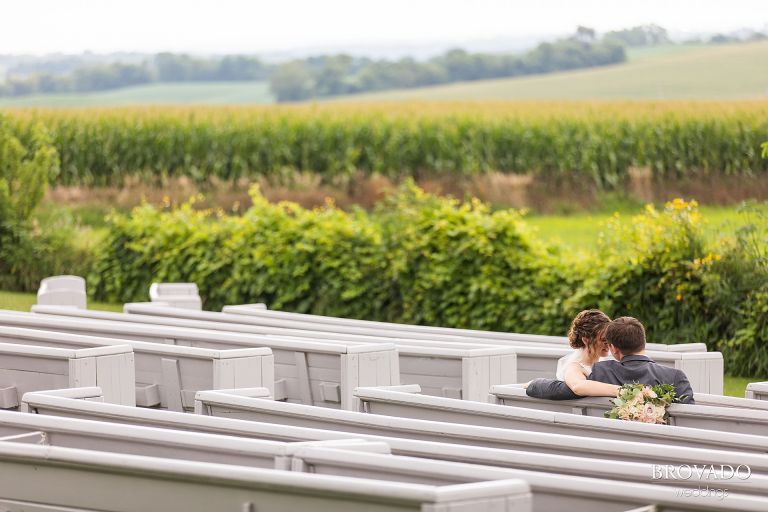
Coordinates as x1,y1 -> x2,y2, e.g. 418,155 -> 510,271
89,185 -> 768,377
8,102 -> 768,187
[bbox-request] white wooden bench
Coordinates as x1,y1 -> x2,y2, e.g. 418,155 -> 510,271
354,386 -> 768,437
22,388 -> 768,480
189,388 -> 768,454
287,445 -> 768,508
0,440 -> 532,512
0,326 -> 274,412
32,306 -> 518,402
119,304 -> 723,394
0,342 -> 134,407
490,384 -> 768,433
0,407 -> 389,469
36,274 -> 87,309
746,382 -> 768,400
492,383 -> 768,412
223,303 -> 707,352
16,391 -> 768,510
0,310 -> 398,410
10,402 -> 768,502
149,282 -> 203,310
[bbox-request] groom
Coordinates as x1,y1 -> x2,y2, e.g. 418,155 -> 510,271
526,316 -> 695,404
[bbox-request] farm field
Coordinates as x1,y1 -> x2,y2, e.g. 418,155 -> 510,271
0,81 -> 273,107
0,288 -> 754,396
330,41 -> 768,101
1,43 -> 767,107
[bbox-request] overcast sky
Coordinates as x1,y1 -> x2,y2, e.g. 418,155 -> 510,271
1,0 -> 766,55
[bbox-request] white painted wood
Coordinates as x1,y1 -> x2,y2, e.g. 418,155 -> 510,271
1,310 -> 394,410
150,282 -> 202,310
24,390 -> 768,479
36,275 -> 86,309
356,386 -> 768,437
98,305 -> 719,395
222,304 -> 705,353
746,382 -> 768,400
0,326 -> 276,411
161,358 -> 184,412
493,383 -> 768,412
191,389 -> 768,455
0,342 -> 134,407
289,446 -> 768,503
11,393 -> 768,509
0,441 -> 533,512
0,387 -> 19,409
28,307 -> 520,403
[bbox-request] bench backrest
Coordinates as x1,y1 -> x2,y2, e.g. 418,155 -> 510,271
0,441 -> 532,512
118,304 -> 723,394
150,282 -> 202,310
746,382 -> 768,400
190,388 -> 768,454
22,389 -> 768,477
0,408 -> 389,469
223,304 -> 706,352
490,384 -> 768,433
0,326 -> 274,411
36,275 -> 87,308
32,306 -> 517,402
354,386 -> 768,438
288,445 -> 768,508
0,310 -> 398,410
0,342 -> 134,407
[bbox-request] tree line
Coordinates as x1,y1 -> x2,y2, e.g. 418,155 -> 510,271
2,24 -> 758,101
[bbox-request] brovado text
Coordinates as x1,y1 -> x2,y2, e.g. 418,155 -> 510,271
652,464 -> 751,481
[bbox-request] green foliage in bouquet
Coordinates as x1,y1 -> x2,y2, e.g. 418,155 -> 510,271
605,383 -> 679,424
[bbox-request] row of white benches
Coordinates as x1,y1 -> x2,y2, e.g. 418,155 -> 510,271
0,309 -> 754,439
0,293 -> 755,511
22,305 -> 724,398
12,387 -> 768,511
127,303 -> 723,392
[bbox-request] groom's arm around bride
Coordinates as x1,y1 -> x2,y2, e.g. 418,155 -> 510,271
527,317 -> 695,404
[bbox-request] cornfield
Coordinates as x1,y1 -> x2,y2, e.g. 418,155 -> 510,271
6,101 -> 768,187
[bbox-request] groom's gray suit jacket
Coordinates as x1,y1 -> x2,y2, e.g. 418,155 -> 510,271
526,354 -> 695,404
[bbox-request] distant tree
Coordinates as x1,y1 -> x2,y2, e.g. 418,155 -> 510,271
269,61 -> 315,101
574,26 -> 597,44
709,33 -> 738,44
604,24 -> 670,47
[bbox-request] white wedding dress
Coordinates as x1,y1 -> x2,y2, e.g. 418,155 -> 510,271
555,348 -> 593,380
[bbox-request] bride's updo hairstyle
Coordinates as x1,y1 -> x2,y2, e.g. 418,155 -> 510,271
568,309 -> 611,360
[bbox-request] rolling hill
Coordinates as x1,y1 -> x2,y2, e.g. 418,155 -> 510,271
0,42 -> 766,106
329,41 -> 768,101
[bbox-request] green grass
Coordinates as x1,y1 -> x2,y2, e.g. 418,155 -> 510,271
724,376 -> 754,398
0,290 -> 122,313
0,288 -> 755,396
0,81 -> 274,107
330,41 -> 768,101
526,205 -> 754,250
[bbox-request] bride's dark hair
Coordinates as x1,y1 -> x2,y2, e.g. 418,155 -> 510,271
568,310 -> 611,357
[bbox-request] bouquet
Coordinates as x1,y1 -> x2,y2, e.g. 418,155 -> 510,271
604,383 -> 679,425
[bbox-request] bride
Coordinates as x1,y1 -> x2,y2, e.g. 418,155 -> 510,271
556,309 -> 620,397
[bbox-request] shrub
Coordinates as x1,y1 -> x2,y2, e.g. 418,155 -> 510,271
0,114 -> 78,291
89,186 -> 768,377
